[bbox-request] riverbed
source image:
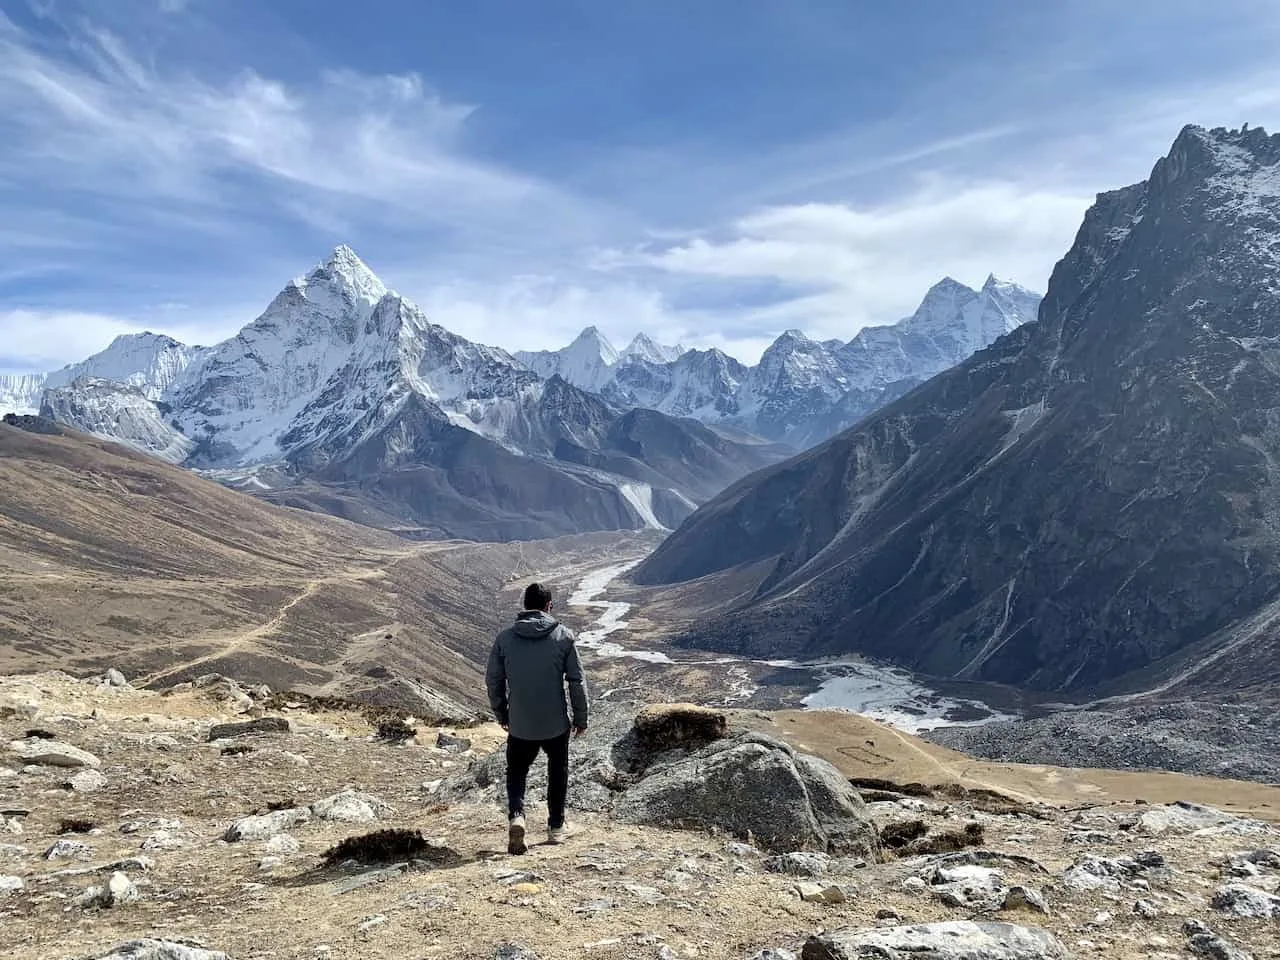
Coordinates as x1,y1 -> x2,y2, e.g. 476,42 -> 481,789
566,558 -> 1016,733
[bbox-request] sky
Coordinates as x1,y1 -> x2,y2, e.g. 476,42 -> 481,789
3,0 -> 1280,374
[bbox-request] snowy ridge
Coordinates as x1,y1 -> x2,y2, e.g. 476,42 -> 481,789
0,374 -> 47,416
41,378 -> 193,463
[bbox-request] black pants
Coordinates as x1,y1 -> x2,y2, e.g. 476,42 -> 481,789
506,730 -> 570,829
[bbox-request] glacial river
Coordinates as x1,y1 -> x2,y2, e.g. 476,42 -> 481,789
567,560 -> 1016,734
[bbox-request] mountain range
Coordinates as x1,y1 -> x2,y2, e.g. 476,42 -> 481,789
518,275 -> 1041,447
0,249 -> 1035,542
635,124 -> 1280,705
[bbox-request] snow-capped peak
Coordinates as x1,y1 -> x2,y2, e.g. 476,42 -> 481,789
620,333 -> 685,365
293,245 -> 388,314
566,326 -> 620,365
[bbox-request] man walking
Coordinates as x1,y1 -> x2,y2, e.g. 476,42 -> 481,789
486,582 -> 588,855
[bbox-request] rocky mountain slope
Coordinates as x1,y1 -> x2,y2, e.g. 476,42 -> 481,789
1,683 -> 1277,960
0,415 -> 658,715
535,276 -> 1040,448
32,248 -> 782,541
633,124 -> 1280,702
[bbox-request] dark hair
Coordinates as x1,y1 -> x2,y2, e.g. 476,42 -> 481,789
523,582 -> 553,611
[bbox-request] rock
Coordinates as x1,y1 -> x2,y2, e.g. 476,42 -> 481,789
357,914 -> 388,935
1187,928 -> 1255,960
901,876 -> 927,894
1134,802 -> 1266,837
121,818 -> 181,835
105,668 -> 128,687
801,921 -> 1069,960
436,732 -> 472,754
1134,899 -> 1160,919
613,732 -> 879,855
68,769 -> 109,793
796,882 -> 853,904
0,875 -> 23,895
765,852 -> 832,878
223,807 -> 310,842
748,952 -> 797,960
1062,856 -> 1139,892
494,946 -> 539,960
207,717 -> 290,741
8,738 -> 100,768
1002,885 -> 1050,915
1211,882 -> 1280,918
141,830 -> 184,852
91,940 -> 229,960
929,864 -> 1007,909
310,789 -> 392,823
79,870 -> 140,909
258,856 -> 282,872
46,839 -> 93,861
726,841 -> 762,859
263,834 -> 301,855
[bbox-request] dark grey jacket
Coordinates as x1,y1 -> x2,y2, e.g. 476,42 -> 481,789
486,610 -> 588,741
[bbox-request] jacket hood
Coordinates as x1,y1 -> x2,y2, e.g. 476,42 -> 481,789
513,609 -> 560,639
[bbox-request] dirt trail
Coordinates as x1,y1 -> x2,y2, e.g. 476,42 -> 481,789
137,540 -> 462,687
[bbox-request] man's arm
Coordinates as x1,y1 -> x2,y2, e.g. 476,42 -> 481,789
485,638 -> 509,729
562,632 -> 588,733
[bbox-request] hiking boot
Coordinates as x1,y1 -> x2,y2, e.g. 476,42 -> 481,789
546,821 -> 578,845
508,814 -> 527,855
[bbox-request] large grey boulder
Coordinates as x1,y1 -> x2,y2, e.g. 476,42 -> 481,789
613,731 -> 878,855
223,807 -> 310,842
801,921 -> 1069,960
441,703 -> 879,856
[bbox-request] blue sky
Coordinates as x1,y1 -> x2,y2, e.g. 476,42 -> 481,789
3,0 -> 1280,373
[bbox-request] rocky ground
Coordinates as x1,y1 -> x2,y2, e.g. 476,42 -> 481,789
927,702 -> 1280,785
1,672 -> 1278,960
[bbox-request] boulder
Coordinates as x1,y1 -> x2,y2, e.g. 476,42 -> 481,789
207,717 -> 290,741
0,875 -> 23,895
223,807 -> 310,842
1211,883 -> 1280,918
765,852 -> 833,878
310,789 -> 392,824
9,738 -> 100,768
801,921 -> 1069,960
613,732 -> 878,856
105,668 -> 128,687
78,871 -> 140,909
92,940 -> 229,960
1133,802 -> 1267,837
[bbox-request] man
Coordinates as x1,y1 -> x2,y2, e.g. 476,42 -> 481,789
486,581 -> 588,855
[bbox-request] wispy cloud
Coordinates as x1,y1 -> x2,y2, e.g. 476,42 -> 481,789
0,309 -> 139,371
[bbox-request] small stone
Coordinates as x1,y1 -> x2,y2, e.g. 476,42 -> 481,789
1090,910 -> 1113,926
573,898 -> 618,914
747,952 -> 797,960
141,830 -> 184,852
207,717 -> 290,741
1211,882 -> 1280,918
105,668 -> 128,687
108,871 -> 140,905
263,834 -> 300,855
310,789 -> 391,823
9,738 -> 101,768
876,909 -> 902,922
902,876 -> 927,894
223,807 -> 310,842
436,732 -> 472,754
1003,885 -> 1050,915
421,779 -> 443,795
725,841 -> 761,858
357,914 -> 388,934
0,875 -> 23,895
494,945 -> 539,960
1134,899 -> 1160,919
796,882 -> 852,904
45,839 -> 93,861
509,882 -> 543,896
764,851 -> 831,878
258,857 -> 283,873
68,769 -> 109,793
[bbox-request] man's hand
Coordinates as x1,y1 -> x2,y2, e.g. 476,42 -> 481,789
572,726 -> 588,738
